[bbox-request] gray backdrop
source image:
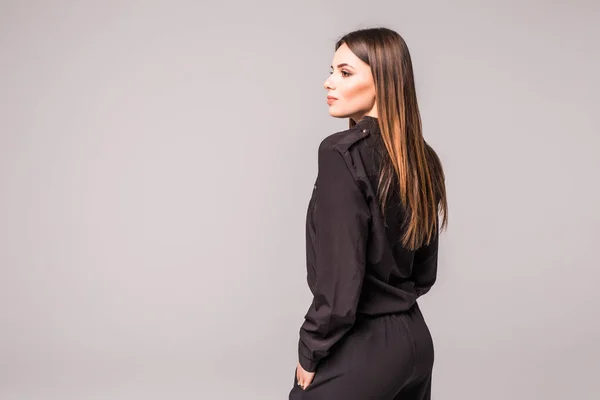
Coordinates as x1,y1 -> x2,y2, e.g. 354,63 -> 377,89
1,0 -> 599,399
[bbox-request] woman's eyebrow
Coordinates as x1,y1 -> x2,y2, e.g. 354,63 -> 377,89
330,63 -> 354,69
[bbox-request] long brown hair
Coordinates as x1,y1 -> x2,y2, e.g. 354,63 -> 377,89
339,27 -> 448,250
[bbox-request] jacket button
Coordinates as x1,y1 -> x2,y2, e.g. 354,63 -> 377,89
362,129 -> 367,133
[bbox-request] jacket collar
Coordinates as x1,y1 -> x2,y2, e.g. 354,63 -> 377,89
355,115 -> 380,134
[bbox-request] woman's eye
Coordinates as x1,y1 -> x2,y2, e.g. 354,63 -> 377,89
328,70 -> 351,77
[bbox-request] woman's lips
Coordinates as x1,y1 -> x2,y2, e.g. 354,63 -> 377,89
327,97 -> 337,104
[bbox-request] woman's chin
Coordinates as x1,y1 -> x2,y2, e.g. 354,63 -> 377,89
327,108 -> 346,118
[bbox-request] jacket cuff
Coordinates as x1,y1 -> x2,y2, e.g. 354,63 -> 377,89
298,351 -> 319,373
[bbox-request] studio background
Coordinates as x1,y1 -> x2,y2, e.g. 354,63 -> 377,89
1,0 -> 599,399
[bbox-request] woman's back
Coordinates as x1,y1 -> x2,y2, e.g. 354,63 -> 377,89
351,116 -> 439,316
303,116 -> 439,320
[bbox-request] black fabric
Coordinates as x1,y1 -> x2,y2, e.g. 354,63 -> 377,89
290,303 -> 434,399
293,116 -> 439,396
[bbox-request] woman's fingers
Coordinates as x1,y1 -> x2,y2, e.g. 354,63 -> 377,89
296,361 -> 315,390
296,372 -> 303,389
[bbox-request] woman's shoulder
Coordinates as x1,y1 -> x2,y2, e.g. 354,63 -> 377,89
318,125 -> 371,155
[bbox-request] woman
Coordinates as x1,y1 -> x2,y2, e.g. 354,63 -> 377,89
289,27 -> 448,399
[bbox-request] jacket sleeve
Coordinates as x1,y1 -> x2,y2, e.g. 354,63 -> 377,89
412,218 -> 439,298
298,145 -> 370,373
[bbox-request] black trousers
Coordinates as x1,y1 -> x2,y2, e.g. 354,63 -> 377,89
289,303 -> 434,400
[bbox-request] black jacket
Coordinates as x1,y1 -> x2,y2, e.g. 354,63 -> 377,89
297,116 -> 439,372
